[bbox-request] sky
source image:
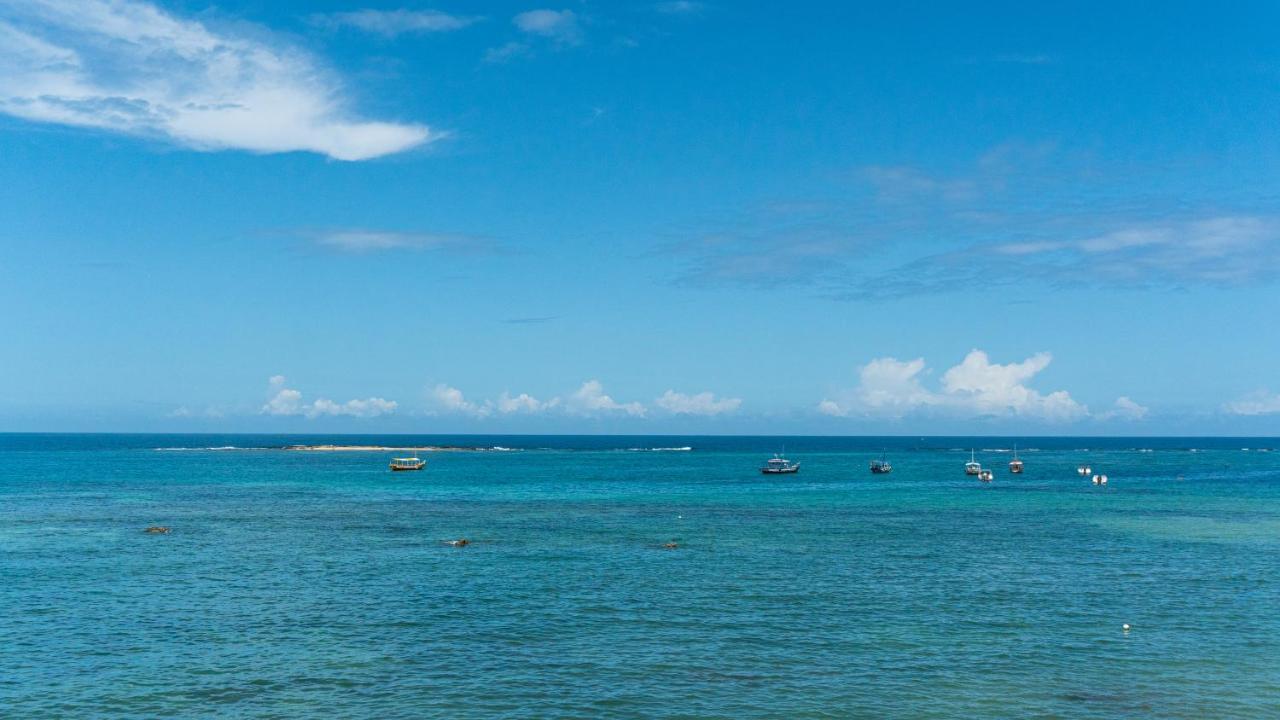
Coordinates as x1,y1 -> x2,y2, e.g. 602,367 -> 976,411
1,0 -> 1278,435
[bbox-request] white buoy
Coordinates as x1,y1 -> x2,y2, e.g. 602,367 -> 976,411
1123,623 -> 1131,632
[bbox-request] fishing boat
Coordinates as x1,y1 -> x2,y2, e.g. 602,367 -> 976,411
965,449 -> 981,476
1009,445 -> 1024,474
761,453 -> 800,474
870,450 -> 892,474
390,449 -> 426,472
979,469 -> 994,482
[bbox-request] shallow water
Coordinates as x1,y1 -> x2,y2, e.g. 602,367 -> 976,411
2,434 -> 1278,718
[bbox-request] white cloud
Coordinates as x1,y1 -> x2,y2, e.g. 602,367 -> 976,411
1099,396 -> 1149,421
941,350 -> 1087,421
483,41 -> 530,64
655,1 -> 705,14
0,0 -> 432,160
309,229 -> 491,254
430,384 -> 492,418
655,390 -> 741,416
496,391 -> 557,414
513,9 -> 581,44
1223,390 -> 1280,416
819,350 -> 1089,421
312,9 -> 481,36
816,399 -> 845,416
262,376 -> 397,418
568,380 -> 645,417
429,385 -> 562,417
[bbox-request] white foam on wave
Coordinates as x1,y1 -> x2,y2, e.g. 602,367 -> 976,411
625,447 -> 693,452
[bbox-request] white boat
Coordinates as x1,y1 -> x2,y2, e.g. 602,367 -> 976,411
979,469 -> 994,482
1009,444 -> 1024,474
761,453 -> 800,474
965,449 -> 981,476
1077,464 -> 1092,476
390,449 -> 426,471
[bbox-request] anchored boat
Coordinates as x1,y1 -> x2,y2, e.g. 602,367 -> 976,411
870,450 -> 892,474
761,453 -> 800,475
390,449 -> 426,471
1009,445 -> 1024,474
965,449 -> 981,476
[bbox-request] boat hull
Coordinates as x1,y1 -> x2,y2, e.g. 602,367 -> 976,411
761,468 -> 799,475
390,463 -> 426,471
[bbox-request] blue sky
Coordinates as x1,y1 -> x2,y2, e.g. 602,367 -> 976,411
1,0 -> 1278,434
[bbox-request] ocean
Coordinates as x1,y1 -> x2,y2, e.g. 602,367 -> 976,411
2,434 -> 1277,718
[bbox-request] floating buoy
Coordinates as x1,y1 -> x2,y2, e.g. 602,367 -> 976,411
1122,623 -> 1131,632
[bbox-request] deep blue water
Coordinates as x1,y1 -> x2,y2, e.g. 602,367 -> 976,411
2,434 -> 1278,718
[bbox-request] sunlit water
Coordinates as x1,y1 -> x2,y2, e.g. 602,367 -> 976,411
2,434 -> 1278,718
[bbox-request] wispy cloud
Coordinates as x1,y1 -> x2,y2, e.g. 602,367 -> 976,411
992,53 -> 1054,65
834,215 -> 1280,300
307,229 -> 496,254
311,9 -> 482,37
262,376 -> 397,418
819,350 -> 1096,422
655,1 -> 705,15
503,316 -> 559,324
1223,390 -> 1280,416
654,390 -> 741,416
485,8 -> 582,62
0,0 -> 432,160
513,9 -> 582,44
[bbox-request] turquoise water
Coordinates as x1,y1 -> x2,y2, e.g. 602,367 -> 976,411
2,434 -> 1278,718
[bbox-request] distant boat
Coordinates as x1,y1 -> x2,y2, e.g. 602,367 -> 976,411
1077,464 -> 1092,476
390,449 -> 426,472
979,469 -> 994,482
965,449 -> 981,476
870,450 -> 892,474
1009,445 -> 1024,474
761,453 -> 800,474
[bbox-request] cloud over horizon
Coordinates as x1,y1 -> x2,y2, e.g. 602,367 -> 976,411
1223,390 -> 1280,416
818,350 -> 1101,422
0,0 -> 433,160
262,376 -> 397,418
655,390 -> 742,416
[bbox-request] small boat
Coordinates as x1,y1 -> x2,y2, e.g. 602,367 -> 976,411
1077,464 -> 1092,476
870,450 -> 892,474
761,453 -> 800,474
965,449 -> 981,476
390,449 -> 426,471
979,469 -> 994,482
1009,445 -> 1024,474
1092,474 -> 1108,486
